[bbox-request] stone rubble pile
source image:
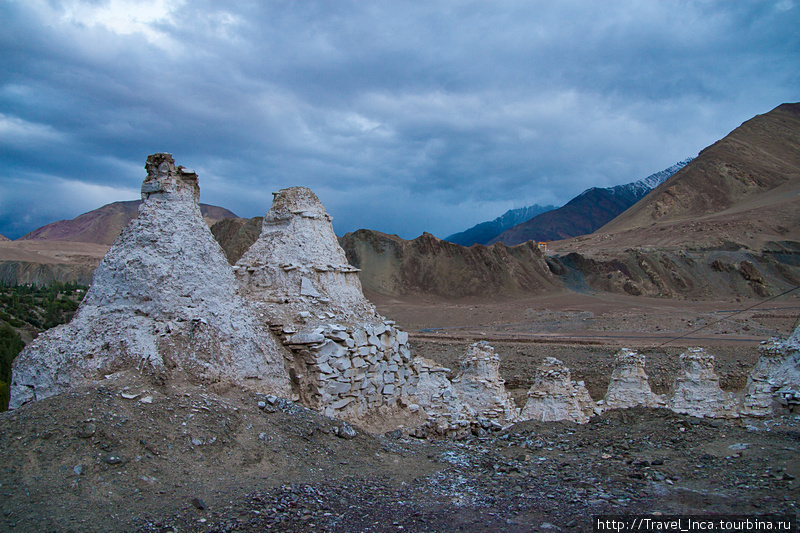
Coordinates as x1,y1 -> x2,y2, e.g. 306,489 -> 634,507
519,357 -> 596,424
10,154 -> 292,409
598,348 -> 665,411
668,347 -> 739,419
450,342 -> 521,422
741,324 -> 800,416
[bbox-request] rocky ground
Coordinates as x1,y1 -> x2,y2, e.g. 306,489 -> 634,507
1,291 -> 799,532
1,372 -> 798,533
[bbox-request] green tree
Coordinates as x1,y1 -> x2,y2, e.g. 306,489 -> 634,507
0,322 -> 25,411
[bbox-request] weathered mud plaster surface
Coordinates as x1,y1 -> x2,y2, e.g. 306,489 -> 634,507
519,357 -> 596,424
667,347 -> 739,418
600,348 -> 665,411
741,325 -> 800,416
234,187 -> 420,420
10,154 -> 291,409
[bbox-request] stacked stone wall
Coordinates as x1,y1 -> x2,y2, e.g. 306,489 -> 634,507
273,320 -> 415,418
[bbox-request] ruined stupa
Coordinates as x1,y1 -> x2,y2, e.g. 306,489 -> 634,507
600,348 -> 665,411
519,357 -> 595,424
9,154 -> 291,409
741,324 -> 800,416
667,348 -> 738,418
450,342 -> 520,423
235,187 -> 416,419
406,344 -> 520,438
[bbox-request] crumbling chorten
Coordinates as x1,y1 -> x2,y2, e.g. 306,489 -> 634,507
519,357 -> 595,424
9,154 -> 291,409
450,342 -> 520,422
406,343 -> 519,438
235,187 -> 415,419
600,348 -> 665,411
741,324 -> 800,416
667,348 -> 738,418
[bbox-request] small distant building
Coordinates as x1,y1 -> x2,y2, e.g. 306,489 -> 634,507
537,241 -> 548,252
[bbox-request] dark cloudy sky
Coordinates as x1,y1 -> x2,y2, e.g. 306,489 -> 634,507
1,1 -> 798,240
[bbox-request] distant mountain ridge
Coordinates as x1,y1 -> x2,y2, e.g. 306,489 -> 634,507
587,102 -> 800,251
18,200 -> 238,245
444,204 -> 556,246
488,158 -> 692,246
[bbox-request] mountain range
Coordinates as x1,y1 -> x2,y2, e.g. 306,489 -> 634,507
588,102 -> 800,252
483,159 -> 692,246
1,103 -> 798,301
17,200 -> 237,246
445,204 -> 556,246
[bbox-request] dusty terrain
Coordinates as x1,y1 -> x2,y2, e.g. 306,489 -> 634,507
374,290 -> 800,404
1,291 -> 798,532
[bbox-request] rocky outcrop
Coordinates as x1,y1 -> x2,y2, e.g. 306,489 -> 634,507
667,348 -> 738,418
0,261 -> 96,287
235,187 -> 416,420
599,349 -> 665,411
339,229 -> 560,298
210,216 -> 263,264
10,154 -> 291,409
519,357 -> 595,424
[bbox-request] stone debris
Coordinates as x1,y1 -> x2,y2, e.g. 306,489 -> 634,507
519,357 -> 596,424
667,348 -> 739,419
599,348 -> 665,411
9,154 -> 292,409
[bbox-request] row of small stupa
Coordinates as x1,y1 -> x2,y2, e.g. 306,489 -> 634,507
9,154 -> 800,433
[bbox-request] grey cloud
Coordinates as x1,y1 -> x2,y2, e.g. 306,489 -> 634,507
0,0 -> 798,239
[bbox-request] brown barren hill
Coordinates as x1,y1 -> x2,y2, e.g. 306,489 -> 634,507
19,200 -> 238,245
585,103 -> 800,252
339,229 -> 560,298
211,216 -> 264,264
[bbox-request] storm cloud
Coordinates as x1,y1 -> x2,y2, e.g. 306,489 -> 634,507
1,0 -> 798,239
